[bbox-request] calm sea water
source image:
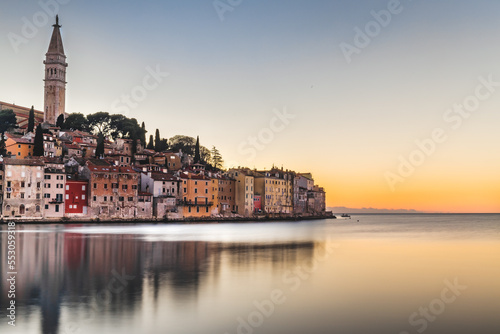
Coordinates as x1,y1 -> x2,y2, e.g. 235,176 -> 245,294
1,214 -> 499,334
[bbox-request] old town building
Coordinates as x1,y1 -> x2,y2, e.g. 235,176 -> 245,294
65,176 -> 89,217
44,165 -> 66,218
255,169 -> 294,214
2,158 -> 45,219
140,172 -> 180,219
179,172 -> 213,218
227,168 -> 255,217
5,134 -> 34,158
210,175 -> 236,216
82,161 -> 140,219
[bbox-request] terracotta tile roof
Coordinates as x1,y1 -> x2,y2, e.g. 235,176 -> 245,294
3,158 -> 45,166
119,167 -> 137,173
0,101 -> 44,129
42,157 -> 64,163
87,162 -> 137,174
86,159 -> 113,166
141,149 -> 156,155
179,173 -> 211,181
5,133 -> 33,144
298,173 -> 314,180
74,130 -> 97,138
150,172 -> 179,182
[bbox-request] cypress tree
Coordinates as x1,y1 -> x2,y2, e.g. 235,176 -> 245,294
96,133 -> 104,158
194,136 -> 201,163
141,122 -> 147,146
33,125 -> 44,156
27,106 -> 35,133
154,129 -> 161,152
56,114 -> 65,128
0,134 -> 6,157
147,135 -> 154,150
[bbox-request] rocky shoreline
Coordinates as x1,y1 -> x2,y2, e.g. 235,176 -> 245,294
1,213 -> 336,225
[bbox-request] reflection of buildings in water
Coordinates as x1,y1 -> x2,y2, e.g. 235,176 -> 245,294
0,226 -> 66,334
64,232 -> 145,319
1,228 -> 319,334
219,242 -> 316,268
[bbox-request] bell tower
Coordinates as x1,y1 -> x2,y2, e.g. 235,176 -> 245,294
44,15 -> 67,125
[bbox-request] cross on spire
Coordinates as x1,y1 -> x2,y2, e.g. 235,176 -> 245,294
54,15 -> 61,28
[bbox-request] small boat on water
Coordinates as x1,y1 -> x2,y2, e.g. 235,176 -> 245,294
341,214 -> 351,218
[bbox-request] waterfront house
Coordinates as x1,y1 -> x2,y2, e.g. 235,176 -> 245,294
43,166 -> 66,218
227,168 -> 255,217
82,161 -> 140,219
140,172 -> 180,219
137,192 -> 153,219
294,173 -> 314,214
255,169 -> 294,214
2,158 -> 44,219
210,174 -> 236,216
65,175 -> 89,217
179,172 -> 213,218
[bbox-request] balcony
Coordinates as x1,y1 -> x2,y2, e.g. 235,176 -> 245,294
157,194 -> 176,199
177,200 -> 213,207
49,198 -> 64,204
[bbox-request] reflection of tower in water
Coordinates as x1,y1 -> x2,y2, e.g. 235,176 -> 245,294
0,227 -> 319,334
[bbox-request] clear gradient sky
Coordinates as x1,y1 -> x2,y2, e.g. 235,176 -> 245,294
1,0 -> 499,213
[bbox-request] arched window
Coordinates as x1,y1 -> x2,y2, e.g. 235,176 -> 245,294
19,204 -> 25,215
36,205 -> 41,213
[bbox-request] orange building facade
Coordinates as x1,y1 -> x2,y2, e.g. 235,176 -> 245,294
179,173 -> 213,218
5,134 -> 34,159
211,176 -> 236,216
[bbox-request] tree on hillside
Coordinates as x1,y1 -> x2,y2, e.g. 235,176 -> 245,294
33,126 -> 44,157
154,129 -> 161,152
109,114 -> 144,141
27,106 -> 35,133
194,136 -> 201,163
0,134 -> 6,157
140,122 -> 147,146
147,135 -> 154,150
159,139 -> 168,152
109,114 -> 126,136
63,113 -> 88,131
56,114 -> 65,128
0,109 -> 18,135
210,146 -> 224,170
169,135 -> 196,155
87,112 -> 112,136
95,133 -> 105,158
200,146 -> 211,164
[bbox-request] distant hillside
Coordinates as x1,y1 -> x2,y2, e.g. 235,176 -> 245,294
329,207 -> 425,214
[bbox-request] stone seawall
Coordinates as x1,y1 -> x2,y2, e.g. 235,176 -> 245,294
1,213 -> 336,225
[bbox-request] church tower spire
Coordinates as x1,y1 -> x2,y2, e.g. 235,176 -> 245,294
44,15 -> 67,125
